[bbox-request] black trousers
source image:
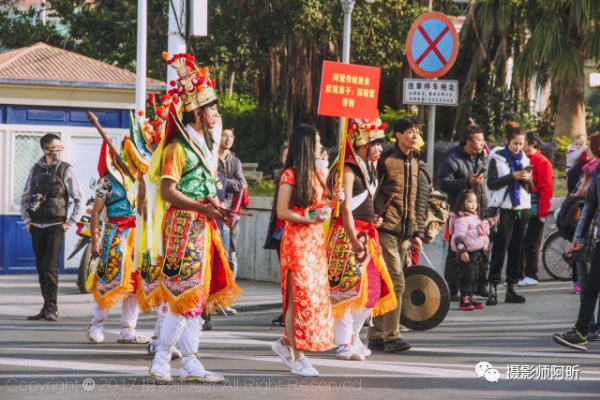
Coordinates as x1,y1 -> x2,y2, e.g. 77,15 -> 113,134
30,224 -> 65,313
576,241 -> 600,335
458,251 -> 483,294
519,216 -> 545,280
488,209 -> 529,285
445,242 -> 489,295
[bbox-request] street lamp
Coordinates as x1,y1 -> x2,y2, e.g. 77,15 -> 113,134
338,0 -> 375,142
340,0 -> 375,63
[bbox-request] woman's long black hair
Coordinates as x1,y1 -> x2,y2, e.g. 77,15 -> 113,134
284,124 -> 329,208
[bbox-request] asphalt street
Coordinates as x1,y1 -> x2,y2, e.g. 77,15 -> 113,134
0,274 -> 599,399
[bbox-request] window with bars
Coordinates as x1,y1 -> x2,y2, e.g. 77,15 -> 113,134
11,131 -> 61,209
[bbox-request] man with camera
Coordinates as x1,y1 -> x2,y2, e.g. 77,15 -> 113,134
438,124 -> 490,301
20,134 -> 84,321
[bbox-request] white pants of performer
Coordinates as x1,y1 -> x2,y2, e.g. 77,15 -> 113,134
150,310 -> 209,379
153,302 -> 169,338
334,308 -> 372,346
89,294 -> 142,341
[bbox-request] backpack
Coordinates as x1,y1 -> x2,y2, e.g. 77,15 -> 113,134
555,195 -> 586,240
423,190 -> 450,243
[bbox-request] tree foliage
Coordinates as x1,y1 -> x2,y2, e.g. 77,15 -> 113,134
2,0 -> 599,171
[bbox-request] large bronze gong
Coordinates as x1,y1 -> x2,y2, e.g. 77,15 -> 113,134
401,265 -> 450,331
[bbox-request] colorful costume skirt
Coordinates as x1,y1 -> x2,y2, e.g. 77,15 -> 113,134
136,250 -> 165,313
280,222 -> 334,352
327,218 -> 397,319
92,218 -> 136,310
159,205 -> 241,316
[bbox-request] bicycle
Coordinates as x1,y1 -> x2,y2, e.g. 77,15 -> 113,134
541,230 -> 572,281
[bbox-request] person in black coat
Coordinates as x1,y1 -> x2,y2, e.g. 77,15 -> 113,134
438,124 -> 489,299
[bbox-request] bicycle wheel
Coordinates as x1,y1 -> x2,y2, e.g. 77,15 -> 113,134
541,231 -> 572,281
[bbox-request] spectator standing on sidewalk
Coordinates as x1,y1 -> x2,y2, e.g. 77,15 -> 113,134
438,124 -> 489,300
518,131 -> 553,287
484,123 -> 531,306
200,126 -> 245,329
264,142 -> 289,327
218,127 -> 246,287
21,134 -> 84,322
367,117 -> 422,354
553,132 -> 600,351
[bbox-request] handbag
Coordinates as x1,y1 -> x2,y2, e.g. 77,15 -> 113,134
485,187 -> 511,238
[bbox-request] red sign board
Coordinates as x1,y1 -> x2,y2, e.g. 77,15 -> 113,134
406,12 -> 458,79
318,61 -> 381,119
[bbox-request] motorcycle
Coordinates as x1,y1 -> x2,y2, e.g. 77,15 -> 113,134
67,178 -> 99,294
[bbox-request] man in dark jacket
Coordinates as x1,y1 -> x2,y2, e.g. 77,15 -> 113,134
21,134 -> 84,321
438,124 -> 489,299
367,117 -> 422,354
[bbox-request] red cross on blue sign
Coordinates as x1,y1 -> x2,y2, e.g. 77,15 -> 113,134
406,12 -> 458,79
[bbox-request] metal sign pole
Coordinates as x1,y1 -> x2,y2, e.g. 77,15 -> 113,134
427,104 -> 435,170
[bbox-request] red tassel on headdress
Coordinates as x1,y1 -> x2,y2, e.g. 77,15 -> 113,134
98,140 -> 109,178
164,102 -> 181,144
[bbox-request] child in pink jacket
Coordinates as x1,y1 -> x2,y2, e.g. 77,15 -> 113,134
450,189 -> 493,311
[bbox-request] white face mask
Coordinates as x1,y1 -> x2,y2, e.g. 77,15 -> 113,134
316,159 -> 329,171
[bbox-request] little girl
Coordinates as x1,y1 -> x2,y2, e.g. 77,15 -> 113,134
450,189 -> 491,311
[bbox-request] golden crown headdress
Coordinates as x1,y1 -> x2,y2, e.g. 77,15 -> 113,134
347,116 -> 388,147
163,51 -> 217,112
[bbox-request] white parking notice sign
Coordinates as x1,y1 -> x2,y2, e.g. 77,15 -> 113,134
403,78 -> 458,106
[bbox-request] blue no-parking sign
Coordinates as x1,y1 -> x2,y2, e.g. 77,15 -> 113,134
406,12 -> 458,79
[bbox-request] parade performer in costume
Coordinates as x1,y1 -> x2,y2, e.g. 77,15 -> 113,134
86,139 -> 149,345
149,52 -> 241,384
271,124 -> 344,377
127,99 -> 176,356
327,117 -> 397,361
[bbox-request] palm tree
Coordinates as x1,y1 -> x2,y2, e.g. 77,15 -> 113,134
514,0 -> 600,139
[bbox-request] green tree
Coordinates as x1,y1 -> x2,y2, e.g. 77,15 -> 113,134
515,0 -> 600,139
48,0 -> 168,79
0,0 -> 62,50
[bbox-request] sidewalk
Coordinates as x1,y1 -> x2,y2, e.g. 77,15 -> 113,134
0,274 -> 283,318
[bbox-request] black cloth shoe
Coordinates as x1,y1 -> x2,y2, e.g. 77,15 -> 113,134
367,339 -> 384,351
27,309 -> 46,321
384,338 -> 411,353
201,321 -> 213,331
44,310 -> 59,321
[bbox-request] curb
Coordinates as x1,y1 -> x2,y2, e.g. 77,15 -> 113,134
228,303 -> 282,313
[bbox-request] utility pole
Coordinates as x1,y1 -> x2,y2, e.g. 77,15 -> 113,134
135,0 -> 148,116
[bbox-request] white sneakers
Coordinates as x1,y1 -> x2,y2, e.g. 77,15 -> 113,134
272,339 -> 320,377
271,338 -> 295,368
291,357 -> 319,377
517,277 -> 539,287
87,324 -> 105,344
179,356 -> 225,383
